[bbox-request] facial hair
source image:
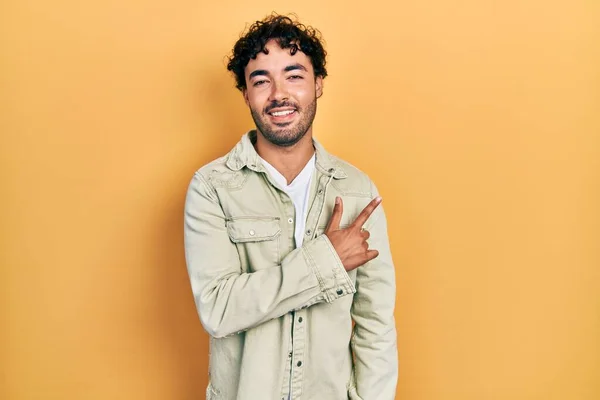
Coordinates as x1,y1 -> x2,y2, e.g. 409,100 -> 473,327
250,97 -> 317,147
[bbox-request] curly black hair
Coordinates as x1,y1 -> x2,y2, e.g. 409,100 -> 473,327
227,14 -> 328,91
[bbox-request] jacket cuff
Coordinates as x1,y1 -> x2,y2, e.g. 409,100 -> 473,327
302,235 -> 356,303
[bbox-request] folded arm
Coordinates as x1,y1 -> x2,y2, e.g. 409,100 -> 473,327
184,172 -> 355,338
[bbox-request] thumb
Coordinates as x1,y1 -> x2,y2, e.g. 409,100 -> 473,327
325,197 -> 343,233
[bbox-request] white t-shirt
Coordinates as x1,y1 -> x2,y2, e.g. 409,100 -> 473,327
259,153 -> 316,248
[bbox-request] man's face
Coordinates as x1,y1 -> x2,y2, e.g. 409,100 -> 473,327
243,39 -> 323,147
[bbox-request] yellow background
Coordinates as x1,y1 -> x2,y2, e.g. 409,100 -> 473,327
1,0 -> 599,399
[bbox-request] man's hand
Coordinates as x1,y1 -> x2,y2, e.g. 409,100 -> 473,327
324,196 -> 382,272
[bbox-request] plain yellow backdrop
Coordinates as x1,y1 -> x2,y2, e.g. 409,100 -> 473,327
1,1 -> 599,399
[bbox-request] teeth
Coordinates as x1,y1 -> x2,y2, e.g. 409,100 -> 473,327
271,110 -> 294,117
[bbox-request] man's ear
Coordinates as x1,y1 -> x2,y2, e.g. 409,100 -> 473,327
315,76 -> 323,99
243,88 -> 250,106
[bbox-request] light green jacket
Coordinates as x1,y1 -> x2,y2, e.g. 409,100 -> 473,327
184,131 -> 398,400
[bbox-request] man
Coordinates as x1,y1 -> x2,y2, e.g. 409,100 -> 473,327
184,14 -> 397,400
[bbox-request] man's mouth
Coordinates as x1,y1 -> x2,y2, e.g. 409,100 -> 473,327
267,107 -> 297,121
270,109 -> 295,117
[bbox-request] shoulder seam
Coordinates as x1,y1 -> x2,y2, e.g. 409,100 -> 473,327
194,171 -> 219,203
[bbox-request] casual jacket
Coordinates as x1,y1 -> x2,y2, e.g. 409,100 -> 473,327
184,131 -> 398,400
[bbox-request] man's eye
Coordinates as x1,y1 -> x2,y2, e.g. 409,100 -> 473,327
289,75 -> 303,80
253,80 -> 268,86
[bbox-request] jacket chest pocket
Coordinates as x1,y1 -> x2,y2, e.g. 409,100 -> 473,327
226,217 -> 281,271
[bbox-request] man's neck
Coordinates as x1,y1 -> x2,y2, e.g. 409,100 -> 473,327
255,131 -> 315,185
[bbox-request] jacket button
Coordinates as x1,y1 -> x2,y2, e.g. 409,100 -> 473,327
249,230 -> 255,236
297,361 -> 302,367
305,229 -> 311,236
288,218 -> 294,224
298,317 -> 303,323
336,289 -> 343,295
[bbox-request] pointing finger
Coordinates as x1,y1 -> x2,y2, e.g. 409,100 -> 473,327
351,196 -> 382,230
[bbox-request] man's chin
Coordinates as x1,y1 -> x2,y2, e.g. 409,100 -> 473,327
272,121 -> 294,128
261,130 -> 305,148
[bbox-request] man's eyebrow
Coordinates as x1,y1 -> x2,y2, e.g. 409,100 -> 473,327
248,69 -> 269,80
284,63 -> 308,73
248,64 -> 307,80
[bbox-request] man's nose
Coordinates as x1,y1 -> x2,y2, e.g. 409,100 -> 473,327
268,80 -> 288,102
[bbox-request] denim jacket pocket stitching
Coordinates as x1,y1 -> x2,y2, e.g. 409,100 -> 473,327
226,217 -> 281,242
226,217 -> 281,270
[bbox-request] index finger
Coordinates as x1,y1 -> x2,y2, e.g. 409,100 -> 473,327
350,196 -> 382,229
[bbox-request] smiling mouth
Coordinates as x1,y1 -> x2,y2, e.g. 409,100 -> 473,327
268,106 -> 297,116
269,109 -> 296,117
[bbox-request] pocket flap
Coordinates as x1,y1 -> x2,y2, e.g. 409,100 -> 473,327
227,218 -> 281,242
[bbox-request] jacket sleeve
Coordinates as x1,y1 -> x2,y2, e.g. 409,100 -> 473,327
184,172 -> 355,338
350,182 -> 399,399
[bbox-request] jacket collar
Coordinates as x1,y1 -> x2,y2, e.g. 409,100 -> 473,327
226,130 -> 348,179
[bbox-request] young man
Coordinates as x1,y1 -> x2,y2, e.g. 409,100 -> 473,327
184,15 -> 397,400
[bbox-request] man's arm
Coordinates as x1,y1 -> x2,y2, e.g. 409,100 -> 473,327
183,172 -> 355,338
350,182 -> 398,399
